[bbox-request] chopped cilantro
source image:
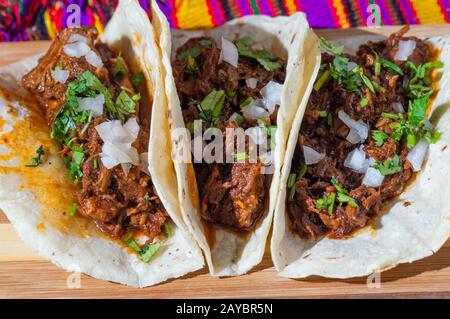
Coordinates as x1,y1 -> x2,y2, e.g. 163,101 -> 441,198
115,90 -> 138,121
236,37 -> 281,72
235,152 -> 249,160
319,37 -> 344,55
371,130 -> 390,147
131,72 -> 144,87
26,145 -> 45,167
371,155 -> 403,176
67,202 -> 77,217
316,192 -> 336,215
113,56 -> 127,80
239,96 -> 253,109
163,222 -> 172,237
128,240 -> 141,252
197,89 -> 225,127
138,242 -> 161,263
313,69 -> 330,91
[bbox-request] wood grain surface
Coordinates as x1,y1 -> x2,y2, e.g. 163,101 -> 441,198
0,24 -> 449,299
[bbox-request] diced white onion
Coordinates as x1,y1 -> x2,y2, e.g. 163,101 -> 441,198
63,41 -> 91,58
392,102 -> 405,113
344,146 -> 368,173
261,81 -> 282,115
347,61 -> 357,71
242,99 -> 270,120
68,34 -> 88,44
85,50 -> 103,68
394,40 -> 416,61
95,118 -> 141,169
77,94 -> 104,117
407,139 -> 428,172
247,126 -> 266,145
362,158 -> 385,187
303,146 -> 325,165
338,110 -> 369,144
51,69 -> 69,84
121,163 -> 132,175
246,78 -> 258,89
221,37 -> 238,68
123,117 -> 140,140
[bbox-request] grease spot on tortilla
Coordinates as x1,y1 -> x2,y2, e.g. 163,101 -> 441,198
403,201 -> 412,207
36,222 -> 46,233
0,90 -> 105,239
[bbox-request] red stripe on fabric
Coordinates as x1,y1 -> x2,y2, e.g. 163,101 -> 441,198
438,0 -> 450,22
328,0 -> 341,28
232,0 -> 245,17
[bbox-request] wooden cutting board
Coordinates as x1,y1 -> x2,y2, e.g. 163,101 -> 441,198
1,25 -> 449,299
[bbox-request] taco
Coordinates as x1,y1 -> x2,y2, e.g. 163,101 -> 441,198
152,4 -> 321,275
272,26 -> 450,278
0,0 -> 203,287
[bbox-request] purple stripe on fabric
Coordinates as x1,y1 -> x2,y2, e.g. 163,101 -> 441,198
155,0 -> 174,27
236,0 -> 253,15
256,0 -> 271,16
297,0 -> 337,28
375,0 -> 393,25
397,0 -> 418,24
209,0 -> 225,24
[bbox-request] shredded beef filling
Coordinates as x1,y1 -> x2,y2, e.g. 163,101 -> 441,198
173,36 -> 285,231
22,27 -> 167,241
287,27 -> 439,239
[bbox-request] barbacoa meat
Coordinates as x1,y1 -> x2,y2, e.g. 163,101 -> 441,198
22,27 -> 167,241
287,26 -> 440,239
173,37 -> 285,232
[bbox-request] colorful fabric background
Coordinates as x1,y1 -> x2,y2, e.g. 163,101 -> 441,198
0,0 -> 449,41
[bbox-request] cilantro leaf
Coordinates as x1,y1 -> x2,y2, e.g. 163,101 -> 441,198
115,90 -> 138,121
371,130 -> 390,147
138,242 -> 161,263
131,72 -> 144,87
113,56 -> 127,80
316,192 -> 336,215
26,145 -> 45,167
319,37 -> 344,55
197,89 -> 225,126
236,38 -> 281,72
371,155 -> 403,176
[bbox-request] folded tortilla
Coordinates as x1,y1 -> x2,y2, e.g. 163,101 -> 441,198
152,3 -> 321,276
0,0 -> 203,287
271,33 -> 450,279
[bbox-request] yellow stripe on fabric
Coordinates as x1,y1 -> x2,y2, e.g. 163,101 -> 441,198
332,0 -> 350,28
94,14 -> 104,36
410,0 -> 446,24
284,0 -> 297,15
43,10 -> 56,40
175,0 -> 214,29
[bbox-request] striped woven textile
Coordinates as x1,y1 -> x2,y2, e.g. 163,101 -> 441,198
0,0 -> 449,41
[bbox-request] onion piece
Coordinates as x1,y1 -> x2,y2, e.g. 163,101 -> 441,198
344,146 -> 368,173
123,117 -> 140,140
242,99 -> 270,120
394,40 -> 416,61
260,150 -> 273,166
362,158 -> 384,187
303,146 -> 325,165
85,50 -> 103,68
139,152 -> 151,176
121,163 -> 132,175
407,139 -> 428,172
77,93 -> 104,116
338,110 -> 369,144
63,41 -> 91,58
392,102 -> 405,113
246,78 -> 258,89
261,81 -> 282,114
51,69 -> 69,84
68,34 -> 88,44
221,37 -> 238,68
